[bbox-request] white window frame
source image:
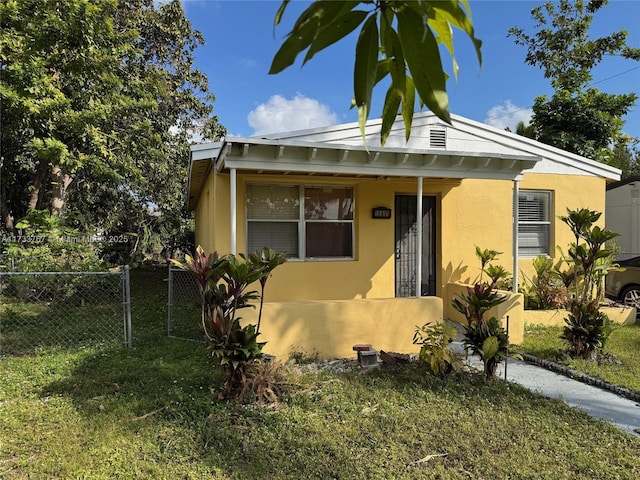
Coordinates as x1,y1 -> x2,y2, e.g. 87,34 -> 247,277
518,189 -> 552,257
246,183 -> 355,260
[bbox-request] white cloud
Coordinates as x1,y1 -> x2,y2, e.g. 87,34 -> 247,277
169,121 -> 204,144
248,94 -> 338,136
484,101 -> 533,131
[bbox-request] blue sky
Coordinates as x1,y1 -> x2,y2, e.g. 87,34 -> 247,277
181,0 -> 640,140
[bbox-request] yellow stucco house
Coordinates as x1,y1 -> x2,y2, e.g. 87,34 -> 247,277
187,112 -> 621,359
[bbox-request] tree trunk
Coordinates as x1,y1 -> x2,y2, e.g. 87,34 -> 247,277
1,196 -> 14,232
50,166 -> 73,216
28,160 -> 50,210
0,153 -> 14,231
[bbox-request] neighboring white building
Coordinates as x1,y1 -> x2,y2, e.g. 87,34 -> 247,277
606,176 -> 640,260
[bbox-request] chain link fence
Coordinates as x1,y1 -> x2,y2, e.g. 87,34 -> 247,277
0,268 -> 131,354
167,265 -> 202,342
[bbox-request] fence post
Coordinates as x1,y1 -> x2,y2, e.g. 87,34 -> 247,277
504,315 -> 510,381
124,265 -> 132,348
167,264 -> 173,337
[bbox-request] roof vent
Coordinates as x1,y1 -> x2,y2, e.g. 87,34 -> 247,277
429,128 -> 446,149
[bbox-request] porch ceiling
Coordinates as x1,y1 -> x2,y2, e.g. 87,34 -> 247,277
188,137 -> 540,209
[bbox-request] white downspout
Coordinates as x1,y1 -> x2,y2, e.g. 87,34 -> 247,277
416,176 -> 423,297
230,168 -> 237,255
512,177 -> 520,293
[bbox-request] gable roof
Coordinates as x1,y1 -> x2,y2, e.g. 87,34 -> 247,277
265,112 -> 621,180
188,112 -> 621,209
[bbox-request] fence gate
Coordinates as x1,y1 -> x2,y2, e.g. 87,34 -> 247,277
167,264 -> 202,342
0,267 -> 131,354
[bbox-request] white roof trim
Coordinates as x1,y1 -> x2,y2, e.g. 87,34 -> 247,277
446,114 -> 621,180
263,112 -> 621,181
212,136 -> 540,181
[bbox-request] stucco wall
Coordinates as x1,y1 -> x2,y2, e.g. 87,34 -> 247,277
241,296 -> 443,359
517,173 -> 607,280
194,171 -> 215,254
199,172 -> 461,302
439,178 -> 513,286
194,170 -> 608,304
524,306 -> 636,327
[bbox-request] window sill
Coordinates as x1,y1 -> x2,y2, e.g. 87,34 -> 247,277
286,257 -> 356,262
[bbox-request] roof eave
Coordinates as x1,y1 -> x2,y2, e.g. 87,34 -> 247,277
215,138 -> 540,181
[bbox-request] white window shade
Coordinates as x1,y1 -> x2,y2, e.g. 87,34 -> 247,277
246,184 -> 354,259
518,190 -> 551,256
247,222 -> 298,257
246,184 -> 299,219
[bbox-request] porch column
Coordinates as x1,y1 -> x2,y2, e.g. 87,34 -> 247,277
230,168 -> 237,255
512,177 -> 520,293
416,176 -> 423,297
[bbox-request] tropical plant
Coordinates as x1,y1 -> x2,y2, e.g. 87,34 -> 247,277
451,248 -> 513,379
413,321 -> 462,378
561,299 -> 612,360
451,283 -> 505,328
464,316 -> 510,379
560,208 -> 619,304
558,208 -> 619,358
171,246 -> 221,336
270,0 -> 482,145
171,246 -> 286,398
519,255 -> 570,310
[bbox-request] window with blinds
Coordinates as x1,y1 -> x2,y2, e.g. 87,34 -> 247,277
518,190 -> 551,256
246,184 -> 354,259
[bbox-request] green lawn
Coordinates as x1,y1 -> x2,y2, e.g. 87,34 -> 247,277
1,268 -> 639,479
519,322 -> 640,393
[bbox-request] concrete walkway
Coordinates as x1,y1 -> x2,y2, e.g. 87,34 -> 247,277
456,344 -> 640,437
492,356 -> 638,437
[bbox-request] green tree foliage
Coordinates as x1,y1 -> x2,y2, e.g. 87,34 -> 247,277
509,0 -> 639,163
0,0 -> 225,263
608,139 -> 640,179
270,1 -> 482,145
515,121 -> 536,139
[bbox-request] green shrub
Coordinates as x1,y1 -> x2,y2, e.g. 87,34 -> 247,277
171,246 -> 286,399
1,210 -> 108,302
413,321 -> 462,377
452,247 -> 513,379
1,210 -> 105,273
463,316 -> 510,378
561,299 -> 612,360
520,256 -> 569,310
559,208 -> 619,357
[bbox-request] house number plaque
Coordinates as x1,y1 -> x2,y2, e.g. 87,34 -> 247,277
372,207 -> 392,219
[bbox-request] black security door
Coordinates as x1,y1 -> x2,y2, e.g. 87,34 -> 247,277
394,195 -> 436,297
